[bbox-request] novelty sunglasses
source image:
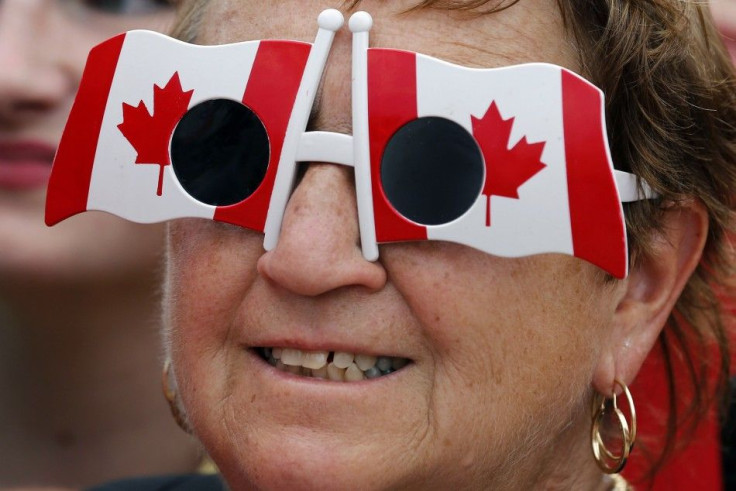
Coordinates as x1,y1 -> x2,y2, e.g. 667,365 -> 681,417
45,9 -> 656,279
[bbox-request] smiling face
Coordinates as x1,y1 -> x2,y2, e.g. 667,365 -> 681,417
164,1 -> 626,488
0,0 -> 173,286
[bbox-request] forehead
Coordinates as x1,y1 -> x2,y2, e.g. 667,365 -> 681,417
198,0 -> 576,70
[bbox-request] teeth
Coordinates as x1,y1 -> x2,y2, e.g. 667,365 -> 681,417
312,365 -> 328,379
276,360 -> 301,375
302,350 -> 328,369
281,349 -> 304,366
355,354 -> 377,371
327,362 -> 345,381
258,347 -> 409,382
377,357 -> 392,372
333,352 -> 354,369
344,363 -> 365,382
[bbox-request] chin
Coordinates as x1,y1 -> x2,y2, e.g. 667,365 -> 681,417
213,435 -> 414,491
0,209 -> 162,286
188,395 -> 425,490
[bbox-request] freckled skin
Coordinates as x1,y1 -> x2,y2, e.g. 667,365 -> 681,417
165,1 -> 628,489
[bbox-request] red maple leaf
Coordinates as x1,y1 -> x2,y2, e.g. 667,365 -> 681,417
471,101 -> 546,227
117,72 -> 194,196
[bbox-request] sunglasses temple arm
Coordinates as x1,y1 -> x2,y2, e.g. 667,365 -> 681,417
615,170 -> 658,202
263,9 -> 345,251
350,12 -> 379,261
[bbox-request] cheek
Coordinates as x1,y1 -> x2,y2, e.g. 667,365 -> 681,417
166,222 -> 264,336
382,245 -> 614,450
163,220 -> 264,407
387,245 -> 608,354
90,10 -> 174,36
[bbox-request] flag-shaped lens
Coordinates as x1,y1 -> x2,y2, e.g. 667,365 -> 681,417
171,99 -> 270,207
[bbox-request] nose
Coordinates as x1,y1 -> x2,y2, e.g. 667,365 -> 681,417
257,163 -> 387,296
0,1 -> 73,121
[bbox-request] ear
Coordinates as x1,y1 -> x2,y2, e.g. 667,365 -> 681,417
592,200 -> 709,395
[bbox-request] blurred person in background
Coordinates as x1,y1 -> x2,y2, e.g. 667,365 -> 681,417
0,1 -> 201,487
712,0 -> 736,62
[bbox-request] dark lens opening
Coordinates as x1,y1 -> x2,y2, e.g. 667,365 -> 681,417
381,116 -> 484,226
171,99 -> 270,207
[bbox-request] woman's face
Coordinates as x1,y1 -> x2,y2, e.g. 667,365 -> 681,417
0,1 -> 173,285
166,1 -> 625,488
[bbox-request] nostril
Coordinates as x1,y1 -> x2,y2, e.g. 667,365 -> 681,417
256,249 -> 334,296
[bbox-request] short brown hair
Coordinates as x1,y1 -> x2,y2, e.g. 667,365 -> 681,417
556,0 -> 736,477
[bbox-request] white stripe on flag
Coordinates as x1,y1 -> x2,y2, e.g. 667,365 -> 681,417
416,58 -> 574,257
87,31 -> 264,222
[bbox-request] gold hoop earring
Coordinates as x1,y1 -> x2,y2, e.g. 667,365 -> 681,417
591,379 -> 637,474
162,358 -> 192,434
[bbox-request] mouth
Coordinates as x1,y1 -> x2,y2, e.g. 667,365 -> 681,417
0,140 -> 56,190
256,347 -> 410,382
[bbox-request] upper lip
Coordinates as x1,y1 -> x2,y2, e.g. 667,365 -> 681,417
0,140 -> 56,164
237,295 -> 416,361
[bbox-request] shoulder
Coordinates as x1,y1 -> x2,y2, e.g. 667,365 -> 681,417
87,474 -> 226,491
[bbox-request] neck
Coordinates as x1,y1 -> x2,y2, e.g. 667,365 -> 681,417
498,393 -> 614,491
539,421 -> 608,490
0,276 -> 201,487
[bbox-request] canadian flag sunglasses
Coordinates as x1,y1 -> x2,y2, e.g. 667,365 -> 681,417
45,9 -> 656,279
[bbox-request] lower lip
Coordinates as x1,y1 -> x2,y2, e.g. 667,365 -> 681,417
0,160 -> 52,190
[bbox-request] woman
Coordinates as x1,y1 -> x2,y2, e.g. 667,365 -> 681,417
49,0 -> 735,488
0,0 -> 202,487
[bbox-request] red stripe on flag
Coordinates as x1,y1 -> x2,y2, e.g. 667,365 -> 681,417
368,49 -> 427,242
213,40 -> 311,232
562,70 -> 627,278
45,33 -> 126,226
